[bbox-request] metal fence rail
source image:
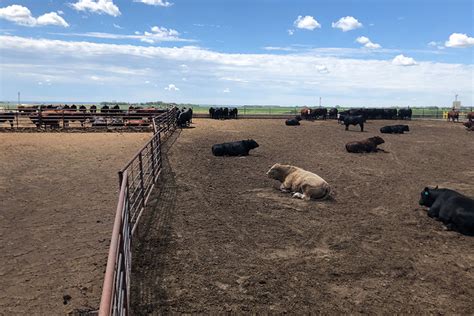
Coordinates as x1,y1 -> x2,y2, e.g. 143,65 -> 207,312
99,108 -> 177,316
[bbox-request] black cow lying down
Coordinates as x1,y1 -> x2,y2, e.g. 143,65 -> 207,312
285,117 -> 301,126
212,139 -> 259,156
346,136 -> 385,153
419,186 -> 474,236
380,125 -> 409,134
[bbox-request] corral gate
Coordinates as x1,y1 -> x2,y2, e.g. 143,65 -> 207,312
98,107 -> 177,316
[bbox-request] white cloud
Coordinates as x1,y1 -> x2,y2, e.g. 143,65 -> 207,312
55,25 -> 192,43
165,84 -> 179,91
287,29 -> 294,36
445,33 -> 474,48
294,15 -> 321,31
428,41 -> 438,47
263,46 -> 296,52
113,23 -> 123,29
71,0 -> 120,17
392,54 -> 417,66
222,88 -> 231,93
133,0 -> 173,7
0,35 -> 471,106
37,12 -> 69,28
220,77 -> 249,83
90,75 -> 101,80
315,65 -> 329,74
356,36 -> 381,49
0,5 -> 69,27
332,16 -> 362,32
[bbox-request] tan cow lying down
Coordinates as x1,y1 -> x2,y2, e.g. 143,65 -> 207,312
266,163 -> 331,201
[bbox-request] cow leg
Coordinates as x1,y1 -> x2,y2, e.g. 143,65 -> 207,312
292,192 -> 304,199
360,123 -> 364,132
279,184 -> 290,193
345,124 -> 349,131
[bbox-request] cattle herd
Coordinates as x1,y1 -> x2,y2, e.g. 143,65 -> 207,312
208,107 -> 238,120
207,107 -> 473,236
0,104 -> 171,128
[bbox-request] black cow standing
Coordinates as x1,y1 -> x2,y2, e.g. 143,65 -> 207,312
380,125 -> 410,134
419,186 -> 474,235
212,139 -> 259,156
177,108 -> 193,127
342,115 -> 365,131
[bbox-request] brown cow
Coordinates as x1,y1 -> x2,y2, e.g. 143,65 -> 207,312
467,112 -> 473,122
346,136 -> 385,153
447,110 -> 459,122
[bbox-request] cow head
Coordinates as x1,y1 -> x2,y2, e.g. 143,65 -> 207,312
245,139 -> 259,150
402,125 -> 410,132
266,163 -> 284,181
419,186 -> 438,207
369,136 -> 385,145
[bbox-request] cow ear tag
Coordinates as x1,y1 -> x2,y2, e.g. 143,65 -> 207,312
424,191 -> 429,196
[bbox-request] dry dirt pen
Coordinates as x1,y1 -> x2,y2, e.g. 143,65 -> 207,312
131,118 -> 473,314
0,133 -> 152,314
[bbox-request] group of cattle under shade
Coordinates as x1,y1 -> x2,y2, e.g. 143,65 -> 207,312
299,107 -> 413,120
0,106 -> 170,129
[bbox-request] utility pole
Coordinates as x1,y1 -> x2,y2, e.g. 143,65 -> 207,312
18,91 -> 20,106
319,97 -> 321,107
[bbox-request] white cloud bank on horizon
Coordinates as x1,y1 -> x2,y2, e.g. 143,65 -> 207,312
294,15 -> 321,31
71,0 -> 121,17
0,5 -> 69,27
332,16 -> 362,32
445,33 -> 474,48
0,35 -> 472,106
133,0 -> 173,7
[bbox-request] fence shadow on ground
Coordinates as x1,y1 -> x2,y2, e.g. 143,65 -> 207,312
130,130 -> 180,315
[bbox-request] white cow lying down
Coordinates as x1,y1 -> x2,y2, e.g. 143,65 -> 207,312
266,163 -> 331,201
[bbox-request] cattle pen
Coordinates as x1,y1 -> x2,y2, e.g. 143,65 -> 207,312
1,113 -> 473,315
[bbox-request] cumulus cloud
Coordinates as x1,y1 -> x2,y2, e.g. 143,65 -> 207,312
222,88 -> 231,93
165,84 -> 179,91
445,33 -> 474,48
287,29 -> 294,36
332,16 -> 362,32
356,36 -> 381,49
294,15 -> 321,31
392,54 -> 417,66
0,5 -> 69,27
133,0 -> 173,7
71,0 -> 120,17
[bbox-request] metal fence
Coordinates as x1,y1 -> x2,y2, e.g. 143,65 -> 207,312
0,107 -> 168,129
98,108 -> 177,316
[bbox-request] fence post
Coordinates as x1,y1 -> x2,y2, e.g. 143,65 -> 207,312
150,137 -> 157,182
138,152 -> 146,209
118,171 -> 124,189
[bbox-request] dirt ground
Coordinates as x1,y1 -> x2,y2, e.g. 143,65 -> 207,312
131,118 -> 473,314
0,133 -> 151,315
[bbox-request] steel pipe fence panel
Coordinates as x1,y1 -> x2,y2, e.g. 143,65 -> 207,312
99,108 -> 177,316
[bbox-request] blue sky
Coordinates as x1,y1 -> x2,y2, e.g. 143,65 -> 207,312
0,0 -> 473,106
